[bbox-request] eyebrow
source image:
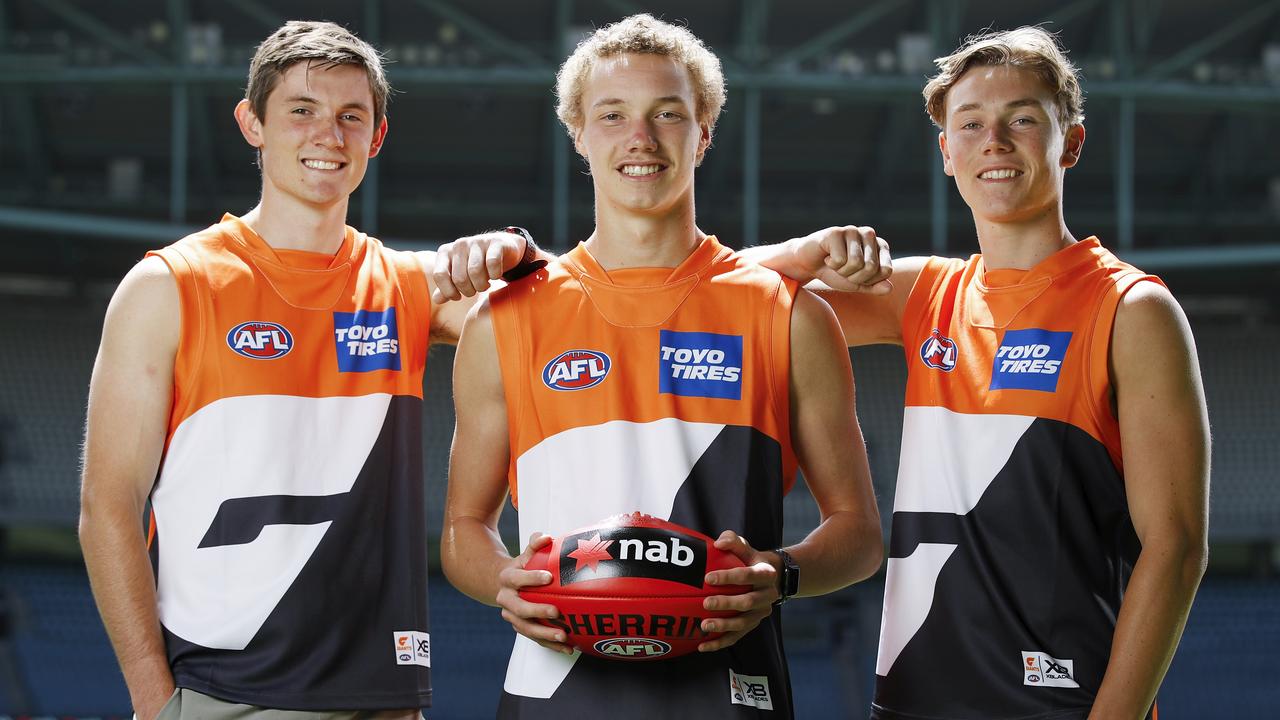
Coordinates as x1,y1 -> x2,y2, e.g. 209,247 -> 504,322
953,98 -> 1042,113
591,95 -> 689,109
282,94 -> 371,112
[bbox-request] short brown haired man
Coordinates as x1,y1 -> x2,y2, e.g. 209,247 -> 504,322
79,21 -> 539,720
795,27 -> 1208,720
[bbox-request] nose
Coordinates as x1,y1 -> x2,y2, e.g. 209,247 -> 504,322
982,124 -> 1012,154
312,116 -> 345,149
626,119 -> 657,153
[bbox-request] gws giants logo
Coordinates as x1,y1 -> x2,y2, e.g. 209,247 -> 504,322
729,669 -> 774,710
227,321 -> 293,360
919,329 -> 958,371
594,637 -> 672,658
542,349 -> 611,391
558,526 -> 706,588
1021,650 -> 1079,688
393,630 -> 431,668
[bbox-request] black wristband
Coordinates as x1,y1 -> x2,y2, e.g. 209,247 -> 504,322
501,226 -> 548,282
772,548 -> 799,606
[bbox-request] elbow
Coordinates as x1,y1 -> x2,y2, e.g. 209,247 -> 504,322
856,526 -> 885,582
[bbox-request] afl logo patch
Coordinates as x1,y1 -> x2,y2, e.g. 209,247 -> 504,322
542,350 -> 611,391
594,637 -> 671,659
919,329 -> 958,372
227,321 -> 293,360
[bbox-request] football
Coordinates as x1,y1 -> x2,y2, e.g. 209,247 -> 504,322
519,512 -> 750,660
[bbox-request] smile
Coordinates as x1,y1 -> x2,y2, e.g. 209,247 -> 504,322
302,159 -> 345,171
620,164 -> 664,177
979,169 -> 1022,180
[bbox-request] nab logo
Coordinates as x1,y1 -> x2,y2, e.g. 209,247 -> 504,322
227,321 -> 293,360
990,328 -> 1072,392
594,637 -> 671,658
558,526 -> 707,588
919,329 -> 958,371
542,350 -> 611,391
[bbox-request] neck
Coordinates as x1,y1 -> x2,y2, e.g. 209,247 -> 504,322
240,184 -> 351,254
584,193 -> 704,270
973,202 -> 1076,270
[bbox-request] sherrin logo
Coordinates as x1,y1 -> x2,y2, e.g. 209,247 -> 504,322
919,329 -> 958,371
543,349 -> 611,391
594,637 -> 672,659
226,321 -> 293,360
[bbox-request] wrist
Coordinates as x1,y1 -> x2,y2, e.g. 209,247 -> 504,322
501,226 -> 547,282
772,547 -> 799,605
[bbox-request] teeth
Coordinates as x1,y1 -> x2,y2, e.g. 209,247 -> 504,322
621,164 -> 662,177
303,160 -> 341,170
980,169 -> 1021,180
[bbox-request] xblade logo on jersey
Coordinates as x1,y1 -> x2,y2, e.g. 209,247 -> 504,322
729,670 -> 774,710
558,526 -> 707,587
919,329 -> 958,371
1021,650 -> 1079,688
227,321 -> 293,360
990,328 -> 1072,392
658,330 -> 743,400
333,308 -> 401,372
393,630 -> 430,668
543,349 -> 611,391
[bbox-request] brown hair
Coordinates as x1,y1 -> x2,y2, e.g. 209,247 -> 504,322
923,26 -> 1084,129
246,20 -> 390,125
555,14 -> 726,137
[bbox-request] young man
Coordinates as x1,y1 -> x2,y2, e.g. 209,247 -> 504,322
78,21 -> 538,720
782,27 -> 1208,720
441,14 -> 883,719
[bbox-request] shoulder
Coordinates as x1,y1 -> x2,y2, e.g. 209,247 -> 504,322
114,255 -> 179,308
1113,281 -> 1187,342
1111,281 -> 1196,379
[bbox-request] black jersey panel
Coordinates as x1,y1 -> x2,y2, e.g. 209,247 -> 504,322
875,418 -> 1140,720
499,424 -> 793,719
167,395 -> 431,710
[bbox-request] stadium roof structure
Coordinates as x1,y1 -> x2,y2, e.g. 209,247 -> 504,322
1,0 -> 1279,302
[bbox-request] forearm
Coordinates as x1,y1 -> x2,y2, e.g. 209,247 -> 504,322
1088,539 -> 1207,719
80,504 -> 174,719
787,508 -> 883,598
739,238 -> 802,278
441,515 -> 518,607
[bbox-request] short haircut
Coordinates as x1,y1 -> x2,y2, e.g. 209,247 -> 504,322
923,26 -> 1084,129
246,20 -> 390,126
555,14 -> 726,137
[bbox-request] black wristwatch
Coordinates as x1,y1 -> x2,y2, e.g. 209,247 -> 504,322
500,226 -> 548,281
772,548 -> 799,606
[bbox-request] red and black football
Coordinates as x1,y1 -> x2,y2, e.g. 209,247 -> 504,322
519,512 -> 749,661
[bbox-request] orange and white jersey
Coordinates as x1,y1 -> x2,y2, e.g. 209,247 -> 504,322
872,238 -> 1161,720
489,236 -> 800,718
145,214 -> 434,710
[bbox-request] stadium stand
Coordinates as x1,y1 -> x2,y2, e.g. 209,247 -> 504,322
1,291 -> 1276,717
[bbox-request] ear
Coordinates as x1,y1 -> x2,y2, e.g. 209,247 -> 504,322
1060,123 -> 1085,169
938,131 -> 955,177
369,116 -> 389,158
573,125 -> 587,159
234,99 -> 263,149
694,119 -> 712,167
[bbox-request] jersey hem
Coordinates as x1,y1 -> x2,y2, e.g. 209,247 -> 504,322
870,703 -> 1089,720
175,678 -> 431,712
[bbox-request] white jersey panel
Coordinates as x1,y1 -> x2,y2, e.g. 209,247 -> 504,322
875,543 -> 957,675
152,393 -> 391,650
504,417 -> 725,699
893,406 -> 1035,514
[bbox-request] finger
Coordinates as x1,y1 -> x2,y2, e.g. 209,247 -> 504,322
486,238 -> 506,280
701,607 -> 771,635
467,242 -> 490,294
698,626 -> 756,653
498,589 -> 560,619
822,228 -> 848,270
705,563 -> 775,589
712,531 -> 759,564
846,231 -> 882,286
432,250 -> 460,302
704,587 -> 774,613
834,230 -> 867,278
877,237 -> 894,282
501,609 -> 574,652
501,566 -> 555,590
450,243 -> 478,298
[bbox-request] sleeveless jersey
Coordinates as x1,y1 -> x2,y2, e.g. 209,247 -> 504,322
872,238 -> 1160,720
145,214 -> 434,710
489,237 -> 800,718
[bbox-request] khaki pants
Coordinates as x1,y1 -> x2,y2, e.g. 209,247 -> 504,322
152,688 -> 425,720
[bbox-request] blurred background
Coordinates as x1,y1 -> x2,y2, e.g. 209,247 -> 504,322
1,0 -> 1278,717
